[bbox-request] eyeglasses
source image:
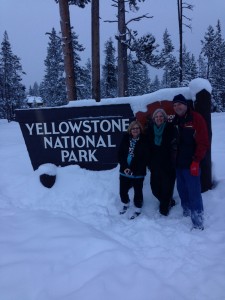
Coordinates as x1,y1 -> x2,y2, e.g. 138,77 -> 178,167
131,127 -> 140,130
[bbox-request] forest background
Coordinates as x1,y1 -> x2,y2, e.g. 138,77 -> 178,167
0,0 -> 225,121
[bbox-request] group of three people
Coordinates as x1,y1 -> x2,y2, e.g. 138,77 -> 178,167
118,94 -> 209,230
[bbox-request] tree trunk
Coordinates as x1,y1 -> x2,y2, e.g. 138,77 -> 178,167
117,0 -> 128,97
91,0 -> 100,102
177,0 -> 183,84
58,0 -> 77,101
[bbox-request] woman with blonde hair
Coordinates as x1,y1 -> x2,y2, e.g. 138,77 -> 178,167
118,120 -> 148,219
146,108 -> 176,216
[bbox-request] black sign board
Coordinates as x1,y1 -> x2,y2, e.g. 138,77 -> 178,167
15,104 -> 134,171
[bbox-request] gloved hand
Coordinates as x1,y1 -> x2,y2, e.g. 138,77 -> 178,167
190,161 -> 200,176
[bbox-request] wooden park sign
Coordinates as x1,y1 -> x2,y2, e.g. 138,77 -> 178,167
15,103 -> 134,171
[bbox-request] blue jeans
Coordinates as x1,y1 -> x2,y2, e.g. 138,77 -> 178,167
176,168 -> 204,227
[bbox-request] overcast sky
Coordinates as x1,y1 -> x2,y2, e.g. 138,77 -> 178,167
0,0 -> 224,89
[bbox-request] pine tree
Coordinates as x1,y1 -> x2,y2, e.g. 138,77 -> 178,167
101,38 -> 117,98
0,31 -> 25,120
197,54 -> 207,79
131,33 -> 161,68
0,68 -> 3,118
68,0 -> 90,6
150,75 -> 161,92
28,86 -> 33,96
201,25 -> 215,80
201,20 -> 225,111
161,29 -> 179,88
71,30 -> 86,99
189,53 -> 198,80
182,45 -> 197,86
127,53 -> 151,96
211,20 -> 225,110
78,59 -> 92,99
161,55 -> 179,88
40,28 -> 67,107
32,82 -> 40,96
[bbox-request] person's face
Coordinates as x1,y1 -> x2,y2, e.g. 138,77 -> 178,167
173,102 -> 188,116
154,112 -> 165,127
130,124 -> 141,138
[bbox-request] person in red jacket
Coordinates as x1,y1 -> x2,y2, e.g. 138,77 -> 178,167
172,94 -> 209,230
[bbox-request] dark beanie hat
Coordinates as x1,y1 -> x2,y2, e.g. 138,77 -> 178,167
173,94 -> 187,105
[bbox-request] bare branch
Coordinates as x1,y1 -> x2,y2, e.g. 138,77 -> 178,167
183,23 -> 192,31
182,14 -> 192,22
126,14 -> 153,25
104,19 -> 118,23
45,32 -> 61,40
182,2 -> 194,10
104,14 -> 152,25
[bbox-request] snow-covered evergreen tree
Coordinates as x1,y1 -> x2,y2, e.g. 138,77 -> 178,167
77,59 -> 92,99
201,20 -> 225,111
150,75 -> 161,92
29,82 -> 40,97
101,38 -> 117,98
71,30 -> 85,93
0,63 -> 3,105
201,25 -> 215,80
210,20 -> 225,110
28,86 -> 33,96
0,31 -> 25,120
197,54 -> 207,79
32,82 -> 40,96
131,33 -> 161,68
40,28 -> 67,107
127,53 -> 151,96
161,29 -> 179,88
181,45 -> 197,86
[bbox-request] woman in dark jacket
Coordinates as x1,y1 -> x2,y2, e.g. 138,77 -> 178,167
146,108 -> 176,216
118,120 -> 148,219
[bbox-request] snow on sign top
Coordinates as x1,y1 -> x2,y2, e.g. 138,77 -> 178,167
189,78 -> 212,101
66,78 -> 212,115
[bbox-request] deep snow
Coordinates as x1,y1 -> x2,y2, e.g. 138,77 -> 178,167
0,77 -> 224,300
0,110 -> 225,299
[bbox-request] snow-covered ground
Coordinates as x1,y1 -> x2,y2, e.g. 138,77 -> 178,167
0,112 -> 225,300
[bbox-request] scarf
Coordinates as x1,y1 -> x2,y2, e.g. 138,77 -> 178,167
127,136 -> 139,166
154,123 -> 166,146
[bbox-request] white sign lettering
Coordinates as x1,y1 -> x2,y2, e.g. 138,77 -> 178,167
25,118 -> 129,164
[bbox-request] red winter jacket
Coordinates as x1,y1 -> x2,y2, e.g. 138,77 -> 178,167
173,110 -> 209,168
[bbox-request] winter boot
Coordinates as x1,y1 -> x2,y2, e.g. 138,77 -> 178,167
130,212 -> 141,220
129,207 -> 141,220
170,199 -> 176,207
119,205 -> 129,215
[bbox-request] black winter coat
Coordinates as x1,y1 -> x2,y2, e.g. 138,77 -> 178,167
146,122 -> 175,172
118,133 -> 148,177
